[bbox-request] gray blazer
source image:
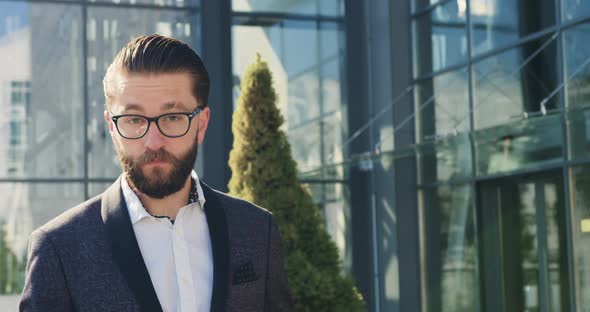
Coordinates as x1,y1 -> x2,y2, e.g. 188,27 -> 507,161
19,177 -> 293,312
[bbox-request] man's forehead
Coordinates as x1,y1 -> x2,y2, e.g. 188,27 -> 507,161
108,71 -> 196,112
111,71 -> 192,89
120,101 -> 191,112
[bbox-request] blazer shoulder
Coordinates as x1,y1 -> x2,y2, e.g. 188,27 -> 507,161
36,194 -> 103,237
213,190 -> 273,219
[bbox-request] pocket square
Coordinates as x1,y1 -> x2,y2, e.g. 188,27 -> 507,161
233,260 -> 260,285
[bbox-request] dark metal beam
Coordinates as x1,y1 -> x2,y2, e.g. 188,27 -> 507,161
391,0 -> 422,311
344,0 -> 376,310
200,0 -> 233,191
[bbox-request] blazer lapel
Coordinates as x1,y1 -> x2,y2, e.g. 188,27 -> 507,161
200,182 -> 230,312
101,176 -> 163,312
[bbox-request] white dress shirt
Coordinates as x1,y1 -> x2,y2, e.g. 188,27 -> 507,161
121,170 -> 213,312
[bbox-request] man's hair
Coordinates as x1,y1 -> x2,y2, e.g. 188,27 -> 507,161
103,34 -> 210,108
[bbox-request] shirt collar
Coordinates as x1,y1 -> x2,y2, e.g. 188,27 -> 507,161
121,170 -> 207,225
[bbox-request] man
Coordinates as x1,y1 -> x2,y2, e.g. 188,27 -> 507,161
19,34 -> 293,312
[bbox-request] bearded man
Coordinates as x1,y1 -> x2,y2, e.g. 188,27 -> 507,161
19,34 -> 293,312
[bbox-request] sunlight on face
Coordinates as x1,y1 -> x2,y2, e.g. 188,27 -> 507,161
105,71 -> 207,198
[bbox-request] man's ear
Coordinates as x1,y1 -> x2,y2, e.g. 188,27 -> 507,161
104,109 -> 116,138
197,106 -> 211,144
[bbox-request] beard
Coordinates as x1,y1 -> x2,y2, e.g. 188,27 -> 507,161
116,140 -> 199,199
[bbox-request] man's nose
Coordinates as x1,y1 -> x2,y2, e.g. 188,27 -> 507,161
143,121 -> 166,150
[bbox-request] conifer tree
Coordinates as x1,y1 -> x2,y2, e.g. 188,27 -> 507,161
228,55 -> 366,311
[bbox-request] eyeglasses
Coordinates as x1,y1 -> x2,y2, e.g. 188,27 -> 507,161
110,106 -> 203,139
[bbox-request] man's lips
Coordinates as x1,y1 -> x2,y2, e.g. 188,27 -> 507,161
144,160 -> 169,165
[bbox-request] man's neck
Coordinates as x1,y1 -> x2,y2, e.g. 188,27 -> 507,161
135,177 -> 192,220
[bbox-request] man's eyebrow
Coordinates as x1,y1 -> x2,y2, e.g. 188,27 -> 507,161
121,103 -> 144,112
162,101 -> 190,111
119,102 -> 190,113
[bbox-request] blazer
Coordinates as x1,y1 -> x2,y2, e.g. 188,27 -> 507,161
19,176 -> 293,312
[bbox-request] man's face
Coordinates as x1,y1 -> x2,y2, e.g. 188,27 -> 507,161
104,71 -> 210,198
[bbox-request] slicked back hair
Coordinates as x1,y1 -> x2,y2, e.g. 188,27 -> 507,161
103,34 -> 210,108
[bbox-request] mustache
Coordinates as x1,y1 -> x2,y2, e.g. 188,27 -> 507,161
132,149 -> 178,167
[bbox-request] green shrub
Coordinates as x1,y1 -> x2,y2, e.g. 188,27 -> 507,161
228,55 -> 366,312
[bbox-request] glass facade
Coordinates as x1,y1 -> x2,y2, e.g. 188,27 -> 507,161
422,184 -> 478,312
409,0 -> 590,311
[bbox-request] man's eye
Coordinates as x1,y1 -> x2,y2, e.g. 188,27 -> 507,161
127,117 -> 145,124
165,115 -> 181,121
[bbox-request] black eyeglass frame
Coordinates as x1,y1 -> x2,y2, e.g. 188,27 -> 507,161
110,106 -> 203,139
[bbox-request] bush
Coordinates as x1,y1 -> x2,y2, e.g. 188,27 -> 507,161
228,55 -> 366,312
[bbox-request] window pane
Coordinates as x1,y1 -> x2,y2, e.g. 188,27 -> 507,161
86,7 -> 199,178
474,114 -> 563,176
303,179 -> 351,270
416,68 -> 470,140
283,21 -> 319,77
563,22 -> 590,110
0,182 -> 84,301
417,132 -> 472,184
472,36 -> 559,130
300,158 -> 350,269
569,165 -> 590,310
232,0 -> 344,16
421,184 -> 479,312
562,0 -> 590,21
412,0 -> 448,13
0,3 -> 83,178
289,121 -> 322,172
413,1 -> 468,76
470,0 -> 555,55
322,111 -> 345,165
567,107 -> 590,160
88,181 -> 116,198
90,0 -> 198,8
319,0 -> 344,16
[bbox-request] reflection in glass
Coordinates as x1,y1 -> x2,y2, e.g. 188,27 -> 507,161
562,0 -> 590,21
515,183 -> 540,312
570,165 -> 590,310
86,7 -> 197,178
0,3 -> 83,178
232,19 -> 345,173
474,114 -> 562,176
414,0 -> 467,76
566,107 -> 590,160
0,183 -> 84,297
416,68 -> 469,140
544,183 -> 567,312
422,184 -> 479,312
417,132 -> 471,184
470,0 -> 554,55
472,36 -> 558,130
413,0 -> 444,12
322,112 -> 345,165
289,121 -> 322,171
564,22 -> 590,109
283,21 -> 319,77
89,0 -> 198,8
288,70 -> 320,128
232,0 -> 344,16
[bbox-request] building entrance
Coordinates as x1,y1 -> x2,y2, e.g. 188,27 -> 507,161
478,171 -> 570,312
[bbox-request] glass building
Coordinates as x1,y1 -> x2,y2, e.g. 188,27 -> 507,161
2,0 -> 590,311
